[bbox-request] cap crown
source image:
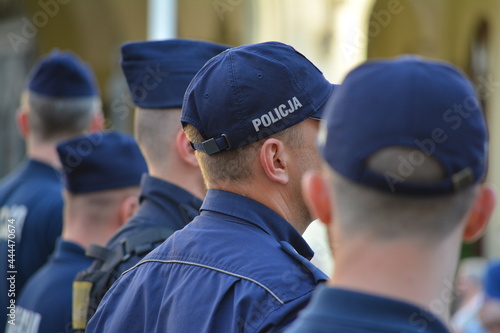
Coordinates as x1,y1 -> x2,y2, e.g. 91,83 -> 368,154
121,39 -> 229,109
320,56 -> 487,195
28,50 -> 99,98
182,41 -> 335,155
57,131 -> 148,193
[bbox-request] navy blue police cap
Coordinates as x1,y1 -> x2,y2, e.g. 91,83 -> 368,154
181,41 -> 336,155
319,56 -> 487,196
56,131 -> 148,193
121,39 -> 230,109
27,50 -> 99,98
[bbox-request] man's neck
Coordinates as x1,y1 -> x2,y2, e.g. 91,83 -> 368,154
329,230 -> 463,324
26,138 -> 61,169
149,167 -> 206,200
214,181 -> 310,234
62,221 -> 113,250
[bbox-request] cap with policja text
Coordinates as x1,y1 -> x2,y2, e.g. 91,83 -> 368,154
181,41 -> 336,155
319,56 -> 488,196
56,131 -> 148,193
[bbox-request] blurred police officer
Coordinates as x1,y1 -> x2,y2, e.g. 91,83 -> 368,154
7,131 -> 147,333
0,51 -> 103,329
88,41 -> 335,333
287,57 -> 495,333
477,261 -> 500,333
71,40 -> 228,331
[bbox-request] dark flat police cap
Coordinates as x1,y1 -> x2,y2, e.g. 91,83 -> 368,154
56,131 -> 148,193
181,41 -> 336,155
121,39 -> 230,109
320,56 -> 487,196
27,50 -> 99,98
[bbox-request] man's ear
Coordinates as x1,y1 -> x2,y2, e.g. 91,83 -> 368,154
302,171 -> 333,226
463,185 -> 496,243
260,138 -> 288,185
118,195 -> 140,227
17,109 -> 29,138
176,129 -> 199,168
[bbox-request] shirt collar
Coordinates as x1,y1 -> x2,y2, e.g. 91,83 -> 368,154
200,189 -> 314,260
137,175 -> 203,228
303,285 -> 451,332
52,238 -> 86,261
26,158 -> 61,180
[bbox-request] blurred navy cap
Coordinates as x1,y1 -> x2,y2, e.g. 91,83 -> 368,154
120,39 -> 230,109
484,261 -> 500,300
57,131 -> 148,193
181,41 -> 336,155
319,56 -> 487,195
27,50 -> 99,98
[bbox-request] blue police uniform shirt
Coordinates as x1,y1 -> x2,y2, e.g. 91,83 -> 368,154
0,159 -> 63,329
286,285 -> 451,333
12,239 -> 93,333
104,174 -> 202,272
88,189 -> 328,333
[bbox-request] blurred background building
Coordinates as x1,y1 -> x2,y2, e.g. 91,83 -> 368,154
1,0 -> 499,258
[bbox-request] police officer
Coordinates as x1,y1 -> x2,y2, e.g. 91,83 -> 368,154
0,51 -> 103,329
87,41 -> 335,332
71,39 -> 228,330
477,261 -> 500,333
8,131 -> 147,333
287,57 -> 496,333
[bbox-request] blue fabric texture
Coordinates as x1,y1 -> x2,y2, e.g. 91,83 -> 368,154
15,240 -> 93,333
27,50 -> 98,97
320,56 -> 487,195
121,39 -> 229,109
87,189 -> 327,332
56,131 -> 148,193
0,159 -> 63,330
104,174 -> 202,272
484,260 -> 500,300
286,285 -> 451,333
181,41 -> 336,154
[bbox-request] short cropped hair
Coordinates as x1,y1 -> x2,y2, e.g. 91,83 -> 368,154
64,186 -> 140,225
329,147 -> 478,241
184,123 -> 304,187
24,91 -> 101,142
134,108 -> 182,168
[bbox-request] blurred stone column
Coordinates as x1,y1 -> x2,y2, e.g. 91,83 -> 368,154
0,14 -> 36,178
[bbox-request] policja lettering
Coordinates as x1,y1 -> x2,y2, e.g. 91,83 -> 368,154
252,96 -> 303,132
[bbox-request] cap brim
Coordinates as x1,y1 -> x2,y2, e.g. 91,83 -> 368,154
309,84 -> 338,120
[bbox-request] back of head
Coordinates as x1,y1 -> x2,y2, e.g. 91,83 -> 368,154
319,56 -> 488,241
181,41 -> 335,188
120,39 -> 229,168
57,131 -> 148,225
24,50 -> 101,142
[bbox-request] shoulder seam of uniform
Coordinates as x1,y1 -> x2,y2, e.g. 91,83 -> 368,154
122,259 -> 285,305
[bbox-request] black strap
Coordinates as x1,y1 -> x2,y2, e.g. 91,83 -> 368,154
85,244 -> 113,262
86,226 -> 174,272
190,134 -> 231,155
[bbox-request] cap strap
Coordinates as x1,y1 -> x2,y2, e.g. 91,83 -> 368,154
190,134 -> 230,155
